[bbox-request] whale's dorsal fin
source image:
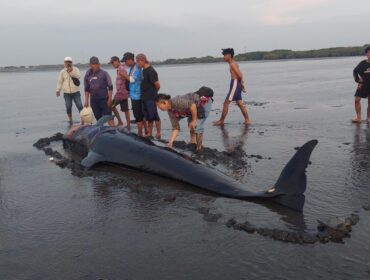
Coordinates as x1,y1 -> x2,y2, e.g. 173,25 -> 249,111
81,151 -> 105,168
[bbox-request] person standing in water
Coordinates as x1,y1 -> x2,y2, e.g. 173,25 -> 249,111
84,56 -> 114,126
136,53 -> 161,139
352,46 -> 370,123
56,56 -> 83,123
123,52 -> 147,136
213,48 -> 251,126
109,56 -> 131,128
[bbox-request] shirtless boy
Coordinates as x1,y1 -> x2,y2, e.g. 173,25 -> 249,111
213,48 -> 251,126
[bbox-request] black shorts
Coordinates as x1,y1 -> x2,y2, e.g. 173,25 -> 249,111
355,89 -> 370,99
112,98 -> 129,112
131,99 -> 144,122
142,99 -> 160,122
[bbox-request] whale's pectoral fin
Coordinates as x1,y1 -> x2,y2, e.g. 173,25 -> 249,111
81,151 -> 105,168
95,115 -> 114,126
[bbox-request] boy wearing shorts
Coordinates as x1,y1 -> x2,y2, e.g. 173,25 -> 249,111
213,48 -> 251,126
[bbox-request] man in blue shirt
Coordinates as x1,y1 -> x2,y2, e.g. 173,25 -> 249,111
84,56 -> 114,126
123,52 -> 146,136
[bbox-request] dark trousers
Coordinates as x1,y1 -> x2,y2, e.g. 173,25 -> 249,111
91,98 -> 112,120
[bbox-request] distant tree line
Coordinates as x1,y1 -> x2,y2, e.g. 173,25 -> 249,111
157,45 -> 369,65
0,45 -> 368,72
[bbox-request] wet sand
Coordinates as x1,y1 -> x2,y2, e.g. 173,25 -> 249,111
0,57 -> 369,279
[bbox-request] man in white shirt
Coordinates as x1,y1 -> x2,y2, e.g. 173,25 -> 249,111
56,57 -> 83,123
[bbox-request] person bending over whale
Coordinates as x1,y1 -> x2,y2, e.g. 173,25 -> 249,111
155,87 -> 213,153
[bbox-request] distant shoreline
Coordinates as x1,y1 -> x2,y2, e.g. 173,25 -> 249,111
0,45 -> 367,73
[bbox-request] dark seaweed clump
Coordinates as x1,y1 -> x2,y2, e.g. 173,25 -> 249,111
33,133 -> 92,178
33,133 -> 64,149
226,214 -> 360,244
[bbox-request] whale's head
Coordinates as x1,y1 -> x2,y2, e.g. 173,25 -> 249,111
63,125 -> 114,157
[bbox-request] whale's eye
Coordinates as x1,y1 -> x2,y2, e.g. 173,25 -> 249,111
267,187 -> 275,193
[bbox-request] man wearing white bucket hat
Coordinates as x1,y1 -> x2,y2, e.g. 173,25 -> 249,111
56,57 -> 83,123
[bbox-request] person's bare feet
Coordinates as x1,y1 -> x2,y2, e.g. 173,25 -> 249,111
213,120 -> 224,126
155,133 -> 161,140
244,119 -> 251,125
116,122 -> 124,127
351,118 -> 362,123
195,148 -> 203,155
127,125 -> 131,131
145,133 -> 152,138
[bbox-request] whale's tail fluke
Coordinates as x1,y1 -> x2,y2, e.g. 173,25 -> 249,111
268,140 -> 318,212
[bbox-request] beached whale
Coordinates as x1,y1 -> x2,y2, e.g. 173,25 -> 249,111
63,118 -> 318,212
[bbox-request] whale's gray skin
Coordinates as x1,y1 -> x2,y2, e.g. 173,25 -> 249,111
63,121 -> 318,212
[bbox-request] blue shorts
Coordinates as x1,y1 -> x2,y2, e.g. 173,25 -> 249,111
91,98 -> 112,121
142,99 -> 160,122
226,79 -> 242,101
193,101 -> 212,134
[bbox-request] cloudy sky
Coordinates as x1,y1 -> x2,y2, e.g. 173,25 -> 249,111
0,0 -> 369,66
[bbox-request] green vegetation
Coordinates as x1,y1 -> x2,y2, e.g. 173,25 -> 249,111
0,45 -> 368,72
158,45 -> 368,65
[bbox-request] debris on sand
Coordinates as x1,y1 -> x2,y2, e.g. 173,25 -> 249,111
203,213 -> 222,222
316,214 -> 359,243
226,214 -> 360,244
163,194 -> 177,202
160,140 -> 267,175
244,101 -> 269,107
363,204 -> 370,211
33,133 -> 64,149
33,133 -> 92,178
197,207 -> 210,215
197,207 -> 222,222
169,140 -> 250,173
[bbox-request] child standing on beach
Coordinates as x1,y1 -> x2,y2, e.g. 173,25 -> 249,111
213,48 -> 251,126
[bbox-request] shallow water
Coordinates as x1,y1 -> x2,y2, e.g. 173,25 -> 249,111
0,57 -> 369,279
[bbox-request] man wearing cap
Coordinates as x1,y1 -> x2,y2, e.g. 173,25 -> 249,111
136,53 -> 161,139
84,56 -> 114,126
123,52 -> 146,136
110,56 -> 131,128
56,57 -> 83,123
